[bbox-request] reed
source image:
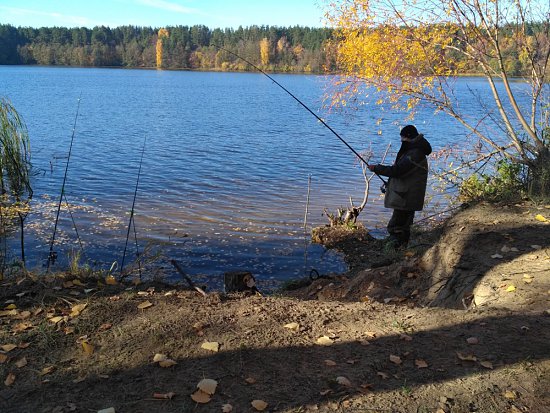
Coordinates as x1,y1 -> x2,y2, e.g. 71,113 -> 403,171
0,98 -> 33,273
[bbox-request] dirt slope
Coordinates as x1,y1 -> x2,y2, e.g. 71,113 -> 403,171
0,201 -> 549,413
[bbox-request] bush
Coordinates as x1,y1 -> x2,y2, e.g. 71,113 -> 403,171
459,159 -> 525,202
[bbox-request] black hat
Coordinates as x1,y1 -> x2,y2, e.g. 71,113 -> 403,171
400,125 -> 418,139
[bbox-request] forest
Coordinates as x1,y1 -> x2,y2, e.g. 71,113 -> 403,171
1,23 -> 548,75
0,24 -> 335,73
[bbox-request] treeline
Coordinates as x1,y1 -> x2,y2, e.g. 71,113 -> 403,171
0,24 -> 335,73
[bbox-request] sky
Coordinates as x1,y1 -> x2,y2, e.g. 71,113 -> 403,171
0,0 -> 327,29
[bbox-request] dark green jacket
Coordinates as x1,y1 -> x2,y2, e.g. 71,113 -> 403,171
373,135 -> 432,211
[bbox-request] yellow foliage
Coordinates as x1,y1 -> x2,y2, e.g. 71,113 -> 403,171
260,38 -> 270,66
156,28 -> 169,69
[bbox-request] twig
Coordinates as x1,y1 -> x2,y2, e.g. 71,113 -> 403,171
170,259 -> 207,297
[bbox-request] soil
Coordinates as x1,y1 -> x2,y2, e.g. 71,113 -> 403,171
0,201 -> 549,413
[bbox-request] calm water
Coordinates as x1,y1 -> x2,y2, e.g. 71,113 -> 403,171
0,67 -> 537,290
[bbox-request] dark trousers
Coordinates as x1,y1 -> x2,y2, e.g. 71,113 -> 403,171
387,209 -> 415,246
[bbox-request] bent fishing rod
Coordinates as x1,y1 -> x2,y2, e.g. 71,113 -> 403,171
47,94 -> 82,272
214,45 -> 387,185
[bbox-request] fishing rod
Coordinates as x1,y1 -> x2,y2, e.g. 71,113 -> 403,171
120,136 -> 147,277
47,94 -> 82,271
214,45 -> 387,185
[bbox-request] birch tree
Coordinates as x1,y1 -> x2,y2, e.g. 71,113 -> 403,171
326,0 -> 550,198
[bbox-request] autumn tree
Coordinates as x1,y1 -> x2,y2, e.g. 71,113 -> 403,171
326,0 -> 550,198
260,37 -> 270,66
156,28 -> 169,69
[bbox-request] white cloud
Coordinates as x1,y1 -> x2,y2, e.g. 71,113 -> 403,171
135,0 -> 198,14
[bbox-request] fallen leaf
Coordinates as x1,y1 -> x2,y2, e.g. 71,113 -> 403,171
245,377 -> 257,384
12,322 -> 33,333
251,400 -> 268,411
504,390 -> 518,400
49,316 -> 64,324
4,372 -> 15,386
456,352 -> 477,361
81,340 -> 95,356
316,336 -> 333,346
16,311 -> 31,320
365,331 -> 377,338
336,376 -> 352,387
137,301 -> 153,310
283,322 -> 299,331
415,359 -> 428,368
153,392 -> 175,399
377,371 -> 389,379
191,389 -> 211,403
201,341 -> 219,352
0,354 -> 8,363
535,214 -> 548,222
466,337 -> 479,345
319,389 -> 332,396
17,343 -> 30,349
479,360 -> 494,369
531,244 -> 542,250
99,323 -> 112,331
389,355 -> 402,365
221,403 -> 233,412
14,357 -> 27,368
40,366 -> 55,376
105,276 -> 117,285
159,359 -> 177,368
506,285 -> 516,292
324,359 -> 337,366
491,254 -> 503,259
1,344 -> 17,352
4,304 -> 16,310
70,303 -> 87,317
153,353 -> 168,362
197,378 -> 218,395
0,309 -> 17,317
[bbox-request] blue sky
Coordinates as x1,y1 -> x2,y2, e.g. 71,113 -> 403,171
0,0 -> 327,29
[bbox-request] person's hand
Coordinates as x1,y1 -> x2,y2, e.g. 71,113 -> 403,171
367,164 -> 376,172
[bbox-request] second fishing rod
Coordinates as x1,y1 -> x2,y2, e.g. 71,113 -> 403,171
215,45 -> 388,187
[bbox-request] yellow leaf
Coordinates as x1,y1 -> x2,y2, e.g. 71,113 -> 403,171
40,366 -> 55,376
0,309 -> 17,317
222,403 -> 233,412
201,341 -> 219,352
81,340 -> 95,356
535,214 -> 548,222
49,316 -> 64,324
153,353 -> 168,362
4,304 -> 16,310
283,322 -> 299,331
158,359 -> 177,368
197,378 -> 218,395
251,400 -> 268,411
191,389 -> 211,403
316,336 -> 333,346
506,285 -> 516,292
14,357 -> 27,368
137,301 -> 153,310
504,390 -> 517,400
105,275 -> 118,285
1,344 -> 17,352
4,372 -> 15,386
415,359 -> 428,368
389,354 -> 402,365
70,303 -> 87,317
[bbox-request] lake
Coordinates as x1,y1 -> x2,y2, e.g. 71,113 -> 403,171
0,66 -> 534,290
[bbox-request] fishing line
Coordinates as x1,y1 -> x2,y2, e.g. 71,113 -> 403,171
214,45 -> 387,185
120,136 -> 146,276
47,94 -> 82,271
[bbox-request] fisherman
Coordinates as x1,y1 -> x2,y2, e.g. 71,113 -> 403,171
368,125 -> 432,249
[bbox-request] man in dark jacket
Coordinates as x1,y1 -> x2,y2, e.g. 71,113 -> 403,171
368,125 -> 432,248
